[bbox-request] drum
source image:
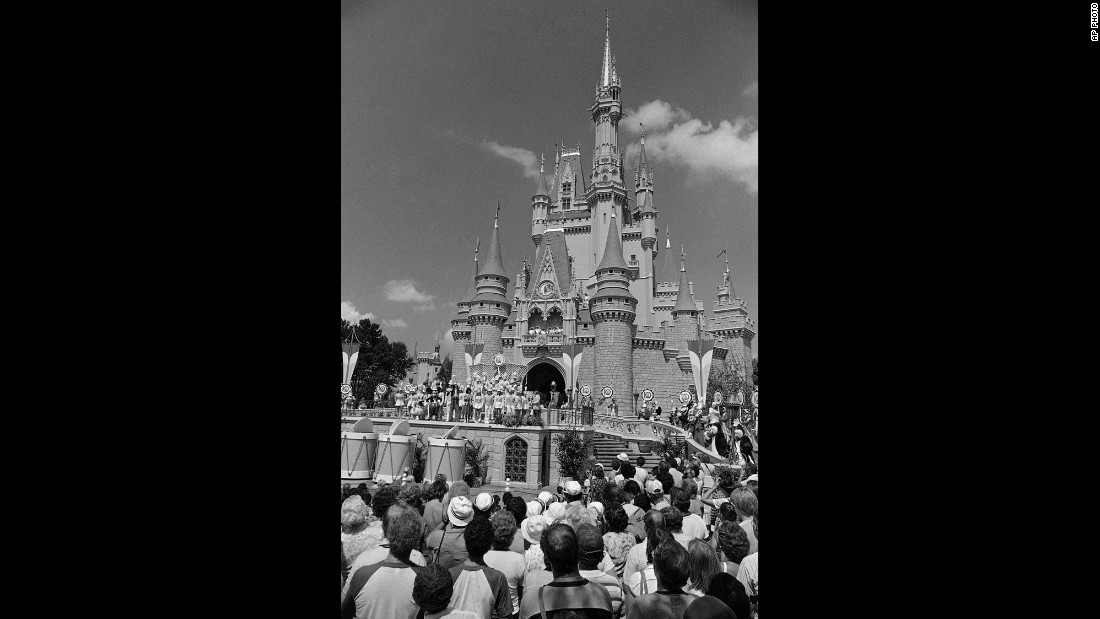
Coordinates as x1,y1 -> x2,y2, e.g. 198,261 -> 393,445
375,420 -> 417,483
427,437 -> 466,483
341,417 -> 377,480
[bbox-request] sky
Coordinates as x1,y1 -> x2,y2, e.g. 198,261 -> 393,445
342,0 -> 758,360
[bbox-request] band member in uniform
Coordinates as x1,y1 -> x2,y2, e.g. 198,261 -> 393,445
492,389 -> 504,424
472,387 -> 485,423
394,387 -> 405,417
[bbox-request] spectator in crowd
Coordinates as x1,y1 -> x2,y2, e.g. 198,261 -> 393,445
700,470 -> 737,531
618,456 -> 636,486
713,520 -> 750,578
341,510 -> 426,619
622,538 -> 698,618
474,493 -> 495,519
744,474 -> 758,501
345,504 -> 428,596
661,506 -> 692,548
634,457 -> 650,487
667,458 -> 684,488
526,500 -> 543,519
485,511 -> 527,619
682,596 -> 736,619
537,491 -> 555,512
546,502 -> 568,525
563,503 -> 597,531
343,483 -> 353,502
521,515 -> 554,592
590,477 -> 609,507
622,479 -> 640,503
506,496 -> 528,553
563,481 -> 584,505
448,516 -> 513,619
402,483 -> 424,515
705,573 -> 751,619
623,509 -> 666,584
675,489 -> 708,541
728,488 -> 758,556
357,483 -> 371,504
424,479 -> 450,533
587,501 -> 606,534
576,524 -> 623,618
426,496 -> 475,568
412,563 -> 479,619
717,503 -> 738,525
632,494 -> 652,518
517,523 -> 614,619
502,491 -> 513,506
646,480 -> 669,511
624,528 -> 672,598
735,510 -> 758,604
343,495 -> 383,575
682,479 -> 704,521
601,502 -> 634,579
734,430 -> 755,467
656,473 -> 676,507
684,539 -> 720,598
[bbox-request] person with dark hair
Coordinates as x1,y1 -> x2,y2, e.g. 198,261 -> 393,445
660,506 -> 691,548
674,489 -> 707,540
502,491 -> 513,506
485,511 -> 526,619
413,563 -> 468,619
622,539 -> 698,618
600,503 -> 633,579
448,516 -> 513,619
656,473 -> 676,506
357,483 -> 371,504
645,480 -> 669,512
424,479 -> 450,533
700,469 -> 737,533
624,527 -> 671,598
682,595 -> 737,619
667,457 -> 684,488
705,573 -> 750,619
622,509 -> 666,585
576,523 -> 623,618
517,523 -> 614,619
735,510 -> 757,604
713,520 -> 750,577
341,510 -> 426,619
634,456 -> 650,488
344,503 -> 428,601
684,539 -> 720,597
506,496 -> 528,553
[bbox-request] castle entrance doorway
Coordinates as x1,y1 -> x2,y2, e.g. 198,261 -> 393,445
525,361 -> 566,407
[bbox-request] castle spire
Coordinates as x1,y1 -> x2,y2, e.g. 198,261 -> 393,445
480,204 -> 507,279
596,209 -> 630,273
673,247 -> 697,314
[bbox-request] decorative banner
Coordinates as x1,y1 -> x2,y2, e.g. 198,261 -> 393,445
375,383 -> 388,395
464,343 -> 485,377
342,342 -> 360,384
562,344 -> 584,405
751,390 -> 758,408
602,386 -> 614,399
686,339 -> 715,409
341,384 -> 352,396
494,353 -> 506,366
580,384 -> 592,397
679,390 -> 692,404
641,389 -> 654,402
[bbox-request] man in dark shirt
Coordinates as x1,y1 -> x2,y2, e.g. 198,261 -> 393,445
518,523 -> 614,619
622,538 -> 699,619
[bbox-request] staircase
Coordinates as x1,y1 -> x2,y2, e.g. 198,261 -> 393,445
591,433 -> 684,474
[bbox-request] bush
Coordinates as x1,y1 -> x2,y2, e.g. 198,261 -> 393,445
553,427 -> 592,481
465,439 -> 491,486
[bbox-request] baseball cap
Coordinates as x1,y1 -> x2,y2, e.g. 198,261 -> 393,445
564,480 -> 582,496
646,479 -> 664,495
617,453 -> 630,462
474,492 -> 493,512
521,516 -> 548,544
447,496 -> 474,526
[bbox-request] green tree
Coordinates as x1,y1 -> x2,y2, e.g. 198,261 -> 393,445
341,319 -> 416,404
438,356 -> 453,385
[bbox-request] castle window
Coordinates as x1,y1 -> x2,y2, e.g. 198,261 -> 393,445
504,437 -> 528,482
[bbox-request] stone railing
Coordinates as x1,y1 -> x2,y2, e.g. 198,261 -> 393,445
588,412 -> 687,443
521,333 -> 565,344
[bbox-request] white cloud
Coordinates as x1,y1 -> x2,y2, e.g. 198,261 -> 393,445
622,100 -> 692,136
414,304 -> 436,312
384,279 -> 435,304
624,100 -> 758,194
381,318 -> 408,329
742,80 -> 758,98
480,140 -> 540,179
341,301 -> 375,322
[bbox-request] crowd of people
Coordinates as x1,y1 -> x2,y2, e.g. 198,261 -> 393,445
341,454 -> 759,619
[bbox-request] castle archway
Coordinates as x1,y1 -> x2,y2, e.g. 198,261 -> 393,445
524,358 -> 566,407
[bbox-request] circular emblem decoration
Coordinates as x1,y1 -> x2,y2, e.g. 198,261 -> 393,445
341,384 -> 352,396
375,383 -> 388,395
751,391 -> 758,408
494,353 -> 506,366
538,281 -> 555,298
602,386 -> 614,399
404,384 -> 415,394
641,389 -> 654,402
679,390 -> 692,405
713,390 -> 724,405
733,391 -> 745,405
580,384 -> 592,397
536,333 -> 547,346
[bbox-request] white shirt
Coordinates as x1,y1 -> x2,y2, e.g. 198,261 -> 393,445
682,513 -> 708,540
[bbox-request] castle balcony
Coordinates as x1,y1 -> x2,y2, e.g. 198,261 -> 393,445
520,332 -> 564,356
627,260 -> 640,278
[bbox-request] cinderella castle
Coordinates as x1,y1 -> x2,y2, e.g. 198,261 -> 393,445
437,16 -> 755,413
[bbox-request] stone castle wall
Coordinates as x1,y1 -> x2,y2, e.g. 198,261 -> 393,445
632,347 -> 695,411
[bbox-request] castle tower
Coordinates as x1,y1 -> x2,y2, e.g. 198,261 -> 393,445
590,209 -> 636,413
706,251 -> 756,385
636,129 -> 657,315
588,12 -> 629,269
531,154 -> 549,248
672,247 -> 699,373
449,241 -> 479,383
469,204 -> 511,361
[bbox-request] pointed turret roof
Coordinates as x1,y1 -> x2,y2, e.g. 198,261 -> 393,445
459,241 -> 479,305
599,11 -> 616,88
673,247 -> 697,314
657,228 -> 679,283
479,203 -> 507,279
534,154 -> 549,198
597,210 -> 629,272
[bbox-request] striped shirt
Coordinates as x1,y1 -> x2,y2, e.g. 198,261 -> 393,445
736,552 -> 758,597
